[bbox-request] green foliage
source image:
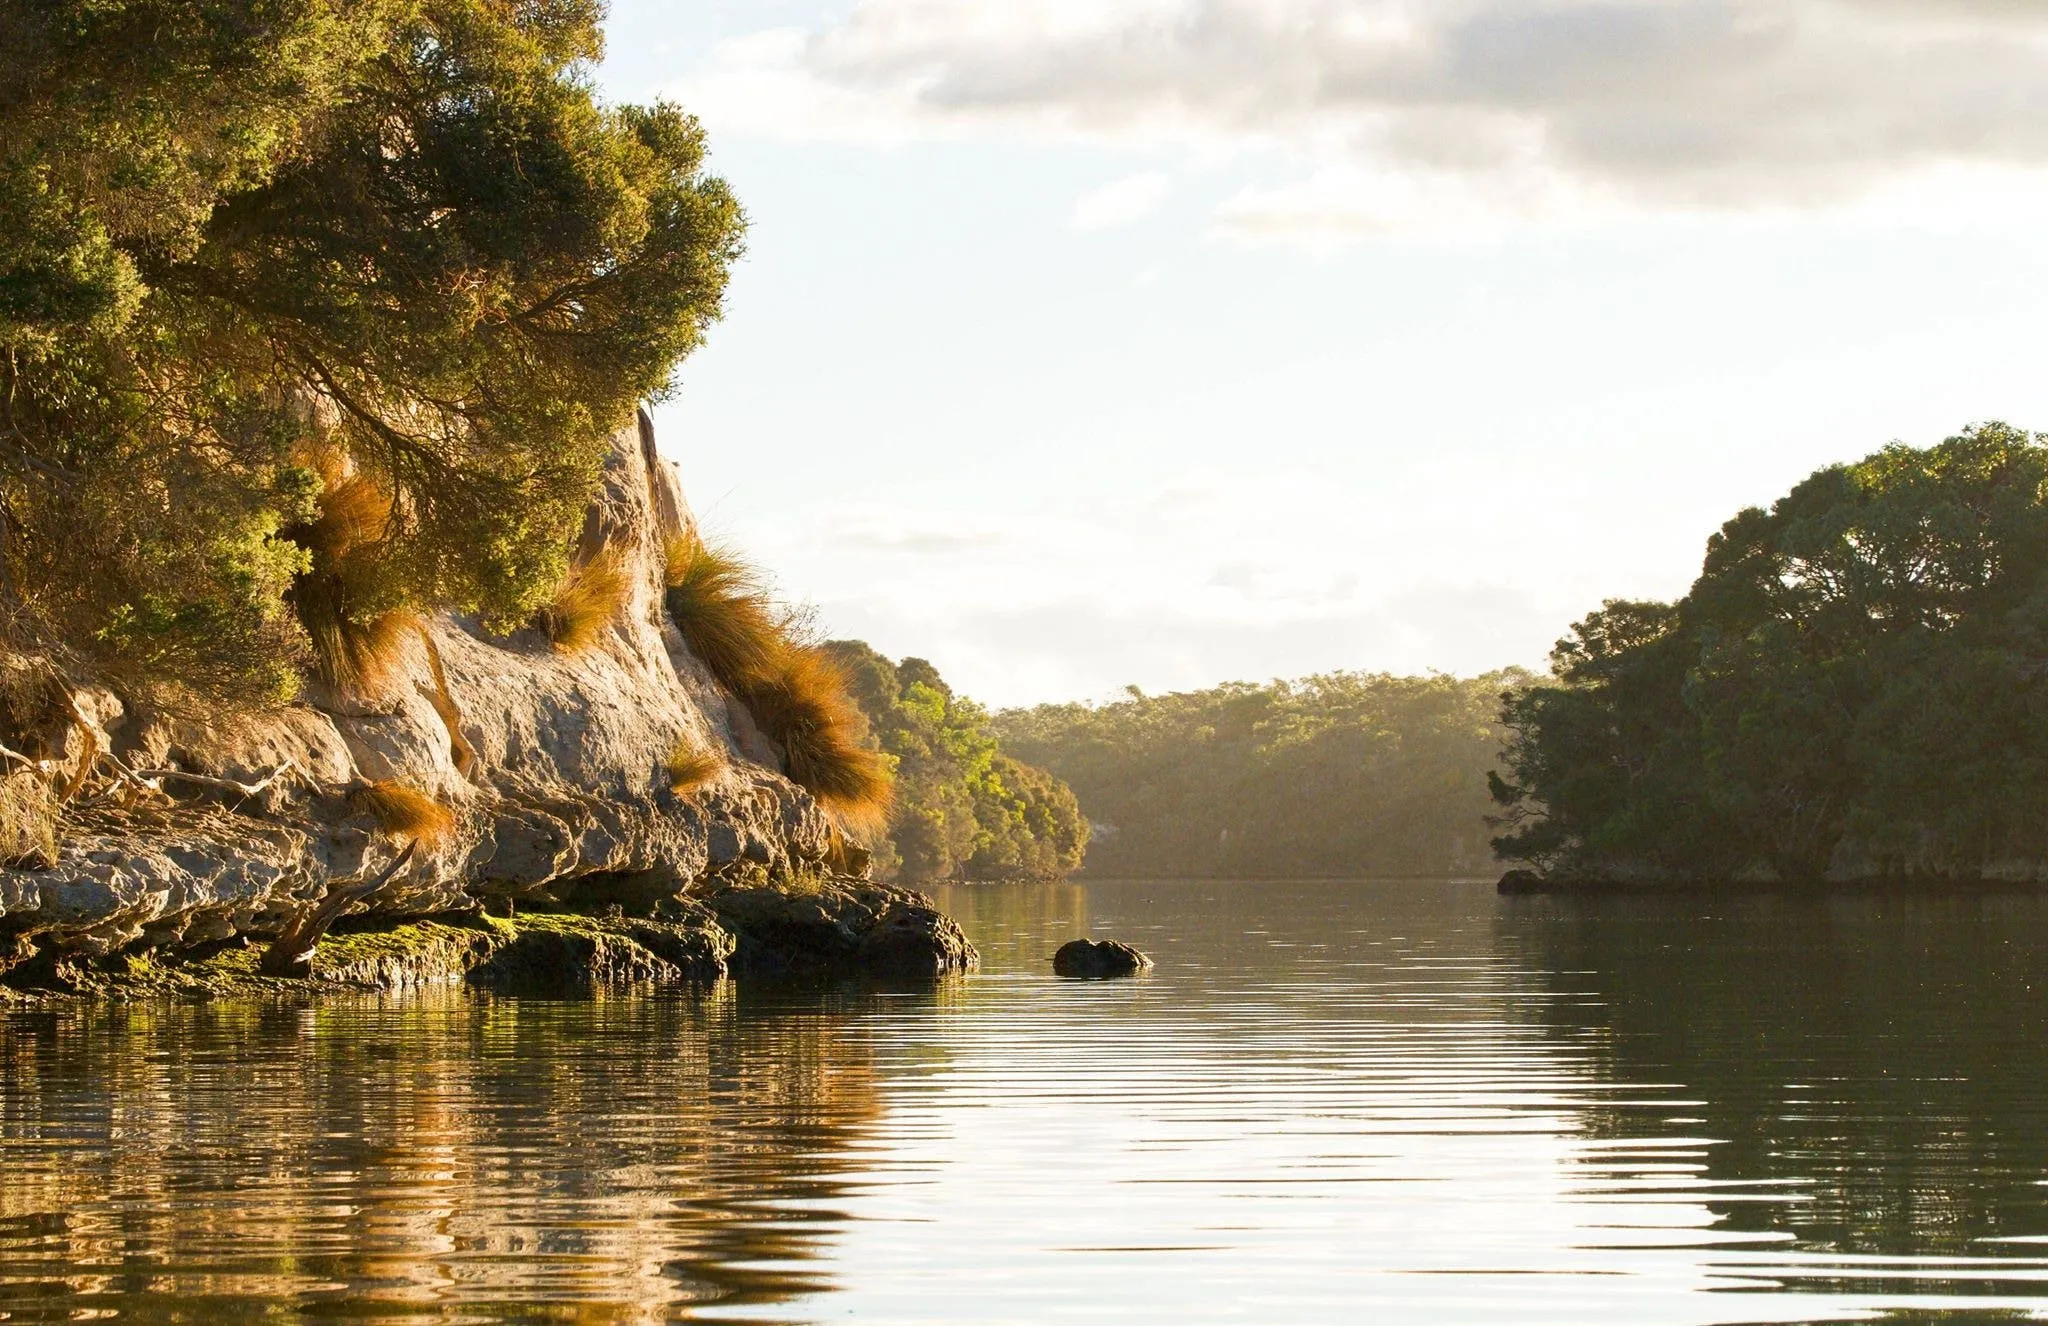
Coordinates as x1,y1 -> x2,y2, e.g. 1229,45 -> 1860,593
996,671 -> 1522,878
0,0 -> 743,701
1495,422 -> 2048,882
826,642 -> 1086,882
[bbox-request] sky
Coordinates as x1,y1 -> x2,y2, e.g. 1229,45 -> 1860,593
596,0 -> 2048,708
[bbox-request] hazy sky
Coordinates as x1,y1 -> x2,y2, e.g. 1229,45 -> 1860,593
598,0 -> 2048,707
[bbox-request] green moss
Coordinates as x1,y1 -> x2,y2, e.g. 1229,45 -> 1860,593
1,905 -> 740,1002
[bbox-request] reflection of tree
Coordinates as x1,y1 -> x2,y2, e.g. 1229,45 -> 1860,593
1501,895 -> 2048,1286
0,986 -> 911,1320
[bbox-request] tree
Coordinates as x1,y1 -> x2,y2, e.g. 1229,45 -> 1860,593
997,670 -> 1523,878
1,0 -> 743,701
1494,423 -> 2048,882
825,641 -> 1088,882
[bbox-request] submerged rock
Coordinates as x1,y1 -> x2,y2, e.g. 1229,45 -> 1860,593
1052,938 -> 1152,979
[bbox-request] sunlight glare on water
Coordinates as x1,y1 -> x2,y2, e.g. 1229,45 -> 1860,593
3,879 -> 2047,1322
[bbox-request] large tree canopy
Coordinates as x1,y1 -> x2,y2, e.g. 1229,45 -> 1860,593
1494,423 -> 2048,882
0,0 -> 742,700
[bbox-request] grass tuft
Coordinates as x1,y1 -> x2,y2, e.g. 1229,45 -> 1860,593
0,771 -> 58,869
663,534 -> 784,688
347,780 -> 456,846
666,740 -> 723,796
299,604 -> 418,696
661,535 -> 895,832
745,646 -> 894,834
284,464 -> 412,695
538,543 -> 634,655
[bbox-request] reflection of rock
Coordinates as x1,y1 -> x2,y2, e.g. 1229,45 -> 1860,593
711,882 -> 978,979
0,413 -> 975,993
1052,938 -> 1152,978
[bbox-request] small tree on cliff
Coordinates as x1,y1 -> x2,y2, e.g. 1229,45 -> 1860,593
0,0 -> 743,701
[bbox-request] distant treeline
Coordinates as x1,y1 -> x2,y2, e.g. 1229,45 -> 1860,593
827,642 -> 1089,884
994,672 -> 1525,879
1493,423 -> 2048,883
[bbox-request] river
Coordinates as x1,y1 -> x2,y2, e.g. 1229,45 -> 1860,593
3,878 -> 2047,1322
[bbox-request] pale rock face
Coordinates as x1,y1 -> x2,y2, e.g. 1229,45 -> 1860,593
0,413 -> 837,957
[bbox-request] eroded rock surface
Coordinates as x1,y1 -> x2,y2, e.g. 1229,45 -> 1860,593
0,414 -> 963,990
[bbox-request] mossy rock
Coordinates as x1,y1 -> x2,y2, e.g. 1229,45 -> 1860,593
466,911 -> 729,991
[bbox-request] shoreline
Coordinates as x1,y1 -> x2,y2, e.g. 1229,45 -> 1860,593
0,879 -> 977,1004
1497,871 -> 2048,897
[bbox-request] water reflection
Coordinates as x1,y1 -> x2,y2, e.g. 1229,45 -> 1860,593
0,988 -> 903,1322
1,882 -> 2046,1322
1500,892 -> 2048,1303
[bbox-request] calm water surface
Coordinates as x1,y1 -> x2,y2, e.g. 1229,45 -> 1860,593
4,879 -> 2048,1323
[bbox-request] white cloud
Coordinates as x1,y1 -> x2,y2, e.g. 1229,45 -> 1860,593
675,0 -> 2048,237
1070,171 -> 1173,230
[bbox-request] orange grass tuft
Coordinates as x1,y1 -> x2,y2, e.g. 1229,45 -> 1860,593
299,604 -> 417,695
660,535 -> 895,830
743,646 -> 894,834
285,465 -> 412,695
539,544 -> 633,655
666,740 -> 723,796
662,535 -> 784,690
0,770 -> 58,869
347,779 -> 455,846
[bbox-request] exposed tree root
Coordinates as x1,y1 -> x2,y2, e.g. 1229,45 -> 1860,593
261,841 -> 418,977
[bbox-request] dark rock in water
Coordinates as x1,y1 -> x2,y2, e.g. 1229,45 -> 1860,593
1053,938 -> 1152,978
711,881 -> 978,979
468,925 -> 681,990
467,908 -> 734,990
1496,869 -> 1545,895
858,898 -> 977,978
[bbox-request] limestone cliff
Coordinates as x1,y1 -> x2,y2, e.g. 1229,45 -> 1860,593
0,414 -> 973,985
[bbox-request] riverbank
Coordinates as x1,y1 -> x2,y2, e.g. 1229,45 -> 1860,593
0,415 -> 989,993
1497,869 -> 2048,896
0,877 -> 975,1002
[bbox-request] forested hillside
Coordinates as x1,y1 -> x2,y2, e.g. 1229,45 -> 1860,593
826,642 -> 1088,883
994,672 -> 1524,879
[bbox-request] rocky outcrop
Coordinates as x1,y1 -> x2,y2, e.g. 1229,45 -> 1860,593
711,882 -> 977,979
1052,938 -> 1152,978
0,412 -> 976,988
